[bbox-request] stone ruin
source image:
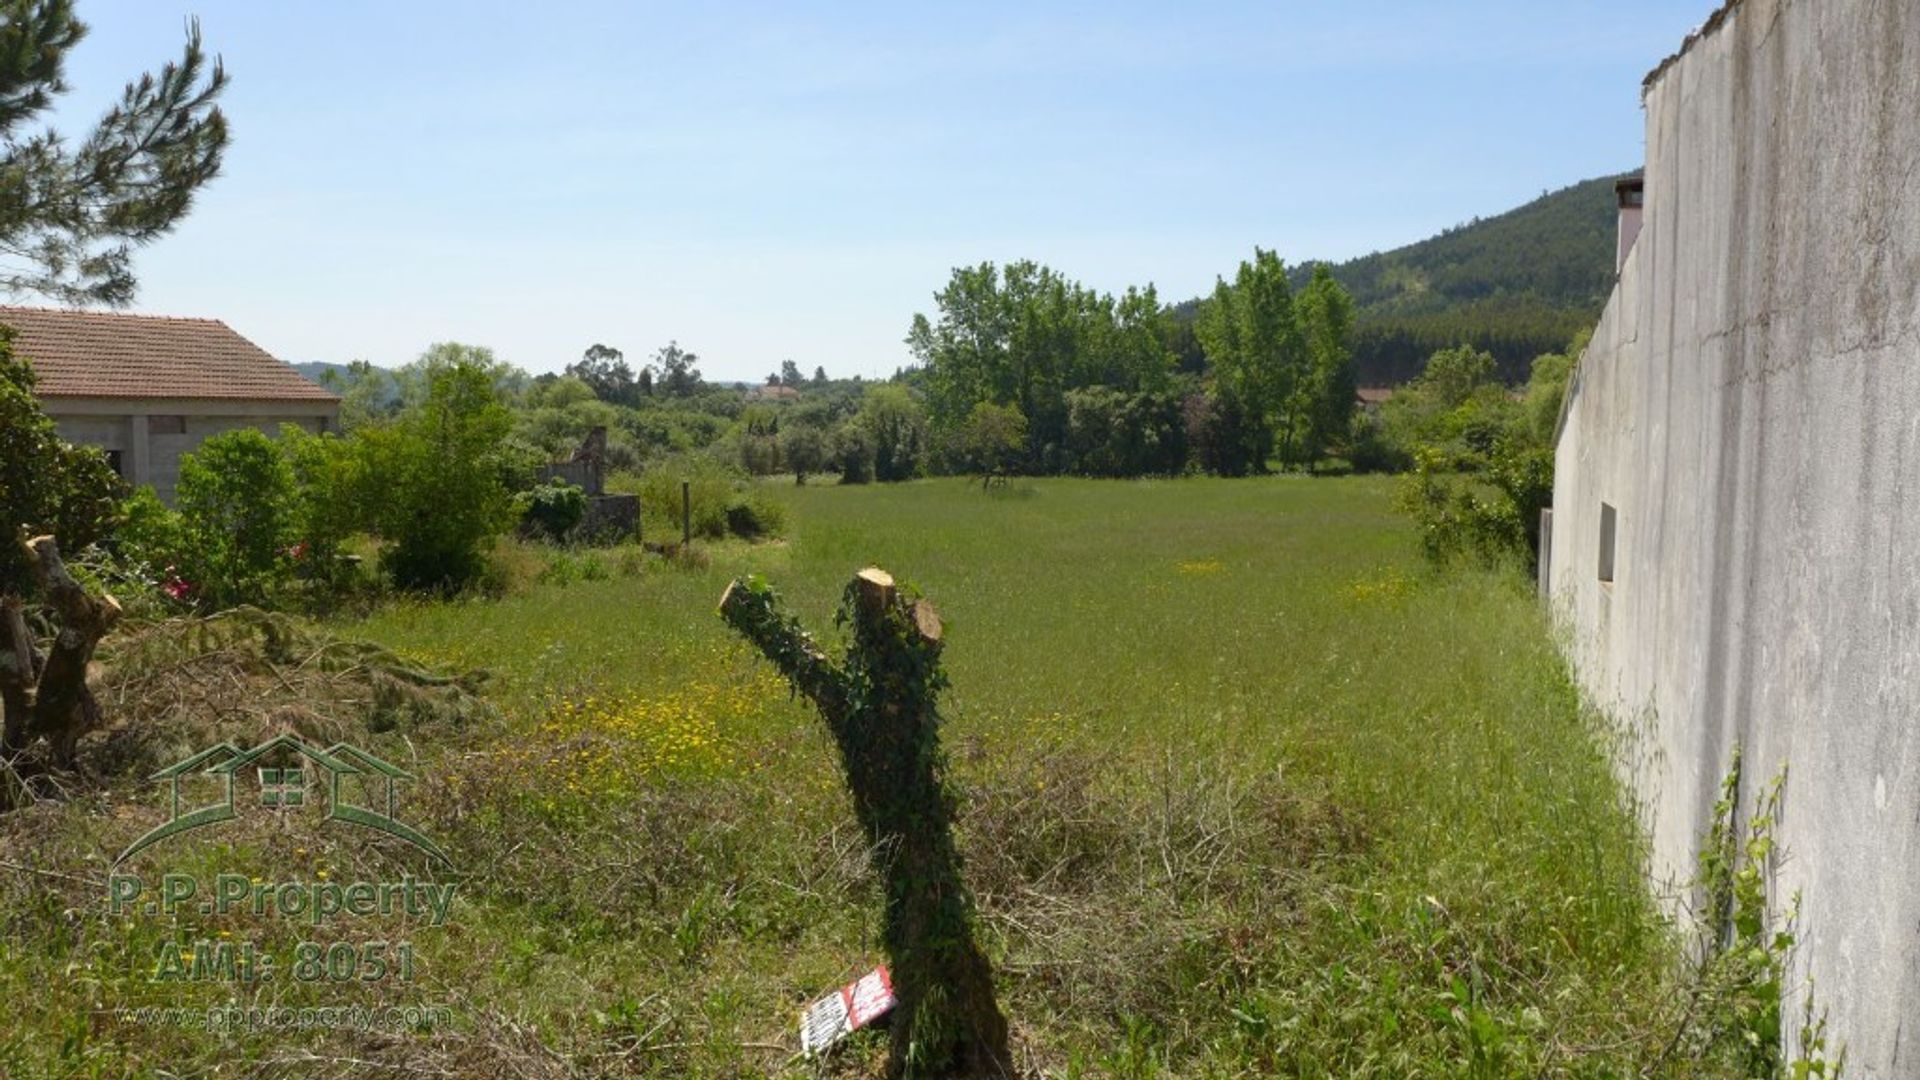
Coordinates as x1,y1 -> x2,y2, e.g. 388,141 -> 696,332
534,426 -> 639,543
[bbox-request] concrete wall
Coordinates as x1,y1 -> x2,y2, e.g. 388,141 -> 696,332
45,399 -> 338,504
1548,0 -> 1920,1072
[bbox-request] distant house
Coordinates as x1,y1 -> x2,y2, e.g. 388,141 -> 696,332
2,306 -> 339,503
745,383 -> 801,402
1355,387 -> 1395,411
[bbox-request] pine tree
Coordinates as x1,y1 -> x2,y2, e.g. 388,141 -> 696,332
0,1 -> 230,304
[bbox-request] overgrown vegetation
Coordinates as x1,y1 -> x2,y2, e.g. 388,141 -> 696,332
0,475 -> 1751,1076
1391,334 -> 1581,568
1664,752 -> 1843,1079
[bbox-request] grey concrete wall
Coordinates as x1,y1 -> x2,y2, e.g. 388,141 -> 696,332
50,405 -> 335,504
1549,0 -> 1920,1072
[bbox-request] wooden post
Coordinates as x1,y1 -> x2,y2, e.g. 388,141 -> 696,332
719,569 -> 1012,1077
681,480 -> 691,547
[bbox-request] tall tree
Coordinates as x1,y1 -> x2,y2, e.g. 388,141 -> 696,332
1196,248 -> 1307,469
779,358 -> 802,388
654,340 -> 702,398
566,343 -> 636,405
0,2 -> 229,304
1296,264 -> 1357,469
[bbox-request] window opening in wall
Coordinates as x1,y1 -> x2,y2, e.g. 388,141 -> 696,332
1598,502 -> 1617,584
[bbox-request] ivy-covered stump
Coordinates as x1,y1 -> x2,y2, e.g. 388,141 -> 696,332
719,568 -> 1013,1078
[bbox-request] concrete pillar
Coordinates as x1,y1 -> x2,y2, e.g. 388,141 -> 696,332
127,414 -> 150,489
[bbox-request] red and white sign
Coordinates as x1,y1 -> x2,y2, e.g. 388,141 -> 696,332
800,965 -> 896,1056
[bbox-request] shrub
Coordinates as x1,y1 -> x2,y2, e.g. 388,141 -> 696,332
633,454 -> 737,539
354,354 -> 518,592
1397,435 -> 1550,567
1185,390 -> 1268,477
1346,411 -> 1409,474
0,331 -> 125,598
115,487 -> 186,576
952,400 -> 1029,477
174,428 -> 299,608
516,479 -> 587,542
1064,389 -> 1184,477
724,492 -> 786,539
278,426 -> 366,595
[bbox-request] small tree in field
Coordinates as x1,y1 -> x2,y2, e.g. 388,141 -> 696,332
0,330 -> 124,766
356,353 -> 516,591
954,401 -> 1026,485
780,424 -> 827,485
720,569 -> 1012,1077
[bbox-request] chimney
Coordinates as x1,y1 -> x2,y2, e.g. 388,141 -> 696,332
1615,175 -> 1644,271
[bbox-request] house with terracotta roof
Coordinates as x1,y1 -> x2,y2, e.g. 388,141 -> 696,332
1,307 -> 339,503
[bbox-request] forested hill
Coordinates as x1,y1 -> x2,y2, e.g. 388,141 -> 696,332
1178,173 -> 1629,385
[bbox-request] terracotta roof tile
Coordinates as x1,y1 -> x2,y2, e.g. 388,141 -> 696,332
0,305 -> 337,403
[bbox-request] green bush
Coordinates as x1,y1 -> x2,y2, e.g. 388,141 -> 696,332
620,455 -> 789,543
724,491 -> 787,539
632,454 -> 737,540
175,428 -> 299,608
834,423 -> 875,485
278,425 -> 366,595
516,479 -> 587,541
354,355 -> 518,591
0,330 -> 125,597
1346,411 -> 1410,474
115,486 -> 186,575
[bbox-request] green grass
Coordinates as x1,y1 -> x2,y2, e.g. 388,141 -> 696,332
1,476 -> 1688,1077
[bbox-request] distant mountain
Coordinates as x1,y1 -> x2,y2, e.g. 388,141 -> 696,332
294,361 -> 401,407
1324,173 -> 1625,384
1176,173 -> 1628,385
293,361 -> 345,384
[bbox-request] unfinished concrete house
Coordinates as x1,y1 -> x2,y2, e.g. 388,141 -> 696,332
4,306 -> 339,504
1546,0 -> 1919,1071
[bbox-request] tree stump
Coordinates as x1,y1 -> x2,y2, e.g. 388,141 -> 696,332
720,568 -> 1012,1077
0,534 -> 120,768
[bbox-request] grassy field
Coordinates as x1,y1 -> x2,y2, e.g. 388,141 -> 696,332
2,476 -> 1688,1077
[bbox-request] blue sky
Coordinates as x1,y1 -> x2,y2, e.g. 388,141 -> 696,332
53,2 -> 1707,382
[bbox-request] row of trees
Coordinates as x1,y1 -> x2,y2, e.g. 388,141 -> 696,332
905,252 -> 1360,478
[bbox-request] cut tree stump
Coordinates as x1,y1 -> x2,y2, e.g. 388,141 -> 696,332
719,568 -> 1013,1078
0,534 -> 120,768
